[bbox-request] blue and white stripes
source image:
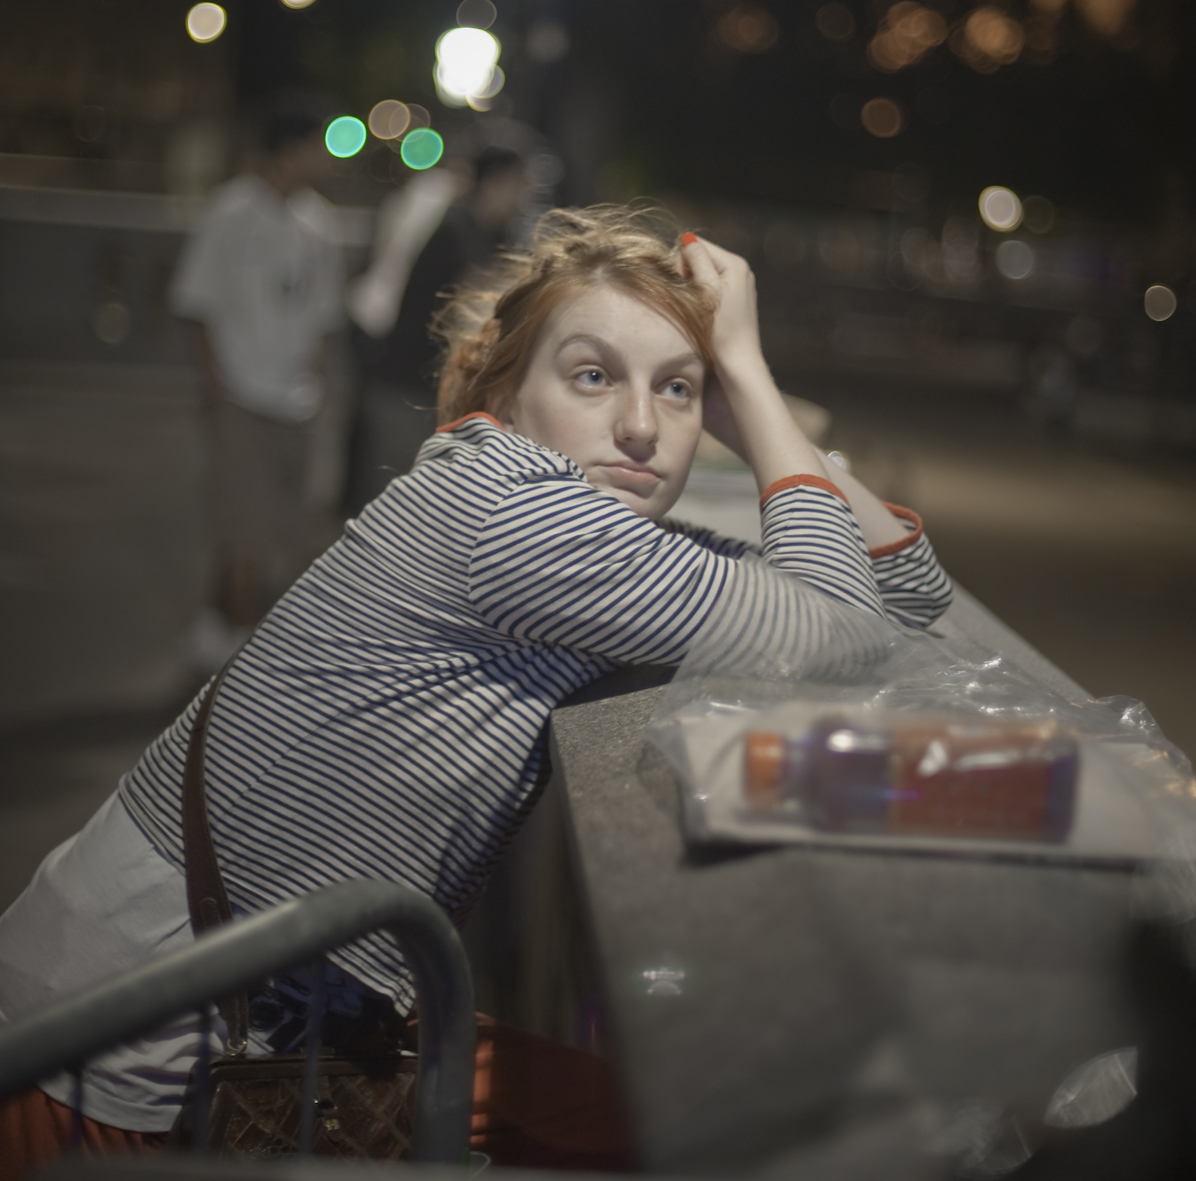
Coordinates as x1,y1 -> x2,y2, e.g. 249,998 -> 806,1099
119,414 -> 951,1012
871,535 -> 954,629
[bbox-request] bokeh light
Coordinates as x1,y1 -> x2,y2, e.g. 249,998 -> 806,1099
467,67 -> 506,111
407,104 -> 431,130
815,3 -> 855,42
528,153 -> 565,189
860,97 -> 903,138
435,27 -> 501,107
979,186 -> 1023,231
1025,14 -> 1060,62
186,3 -> 226,43
368,100 -> 410,140
956,7 -> 1025,72
456,0 -> 497,29
325,116 -> 367,158
280,0 -> 317,8
1075,0 -> 1136,38
400,128 -> 445,170
868,2 -> 948,72
92,301 -> 131,345
715,3 -> 780,53
995,239 -> 1035,280
1144,285 -> 1178,322
1021,195 -> 1056,234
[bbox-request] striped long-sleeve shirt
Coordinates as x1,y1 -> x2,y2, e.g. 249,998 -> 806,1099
119,412 -> 951,1009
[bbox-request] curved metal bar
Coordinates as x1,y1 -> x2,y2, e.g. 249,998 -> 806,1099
0,879 -> 475,1163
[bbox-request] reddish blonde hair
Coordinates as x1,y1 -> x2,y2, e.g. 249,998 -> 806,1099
434,205 -> 716,424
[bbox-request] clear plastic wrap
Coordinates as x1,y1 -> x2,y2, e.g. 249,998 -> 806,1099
648,560 -> 1196,864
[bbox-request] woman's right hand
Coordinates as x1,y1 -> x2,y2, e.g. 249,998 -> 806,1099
679,230 -> 829,491
678,232 -> 909,548
679,233 -> 765,377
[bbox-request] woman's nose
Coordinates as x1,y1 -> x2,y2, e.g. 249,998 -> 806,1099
615,388 -> 658,447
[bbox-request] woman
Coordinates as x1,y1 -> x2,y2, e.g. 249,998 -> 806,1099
0,208 -> 951,1173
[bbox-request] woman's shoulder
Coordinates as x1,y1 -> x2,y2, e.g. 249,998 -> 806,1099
418,412 -> 586,484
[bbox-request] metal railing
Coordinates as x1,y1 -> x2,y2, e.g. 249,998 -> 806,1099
0,879 -> 476,1163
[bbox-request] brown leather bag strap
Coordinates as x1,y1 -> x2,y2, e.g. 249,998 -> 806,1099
182,652 -> 249,1054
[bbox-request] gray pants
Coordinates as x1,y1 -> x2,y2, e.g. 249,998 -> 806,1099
212,399 -> 317,604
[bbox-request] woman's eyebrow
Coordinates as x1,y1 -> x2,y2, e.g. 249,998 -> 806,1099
653,350 -> 704,371
556,333 -> 620,365
557,334 -> 702,372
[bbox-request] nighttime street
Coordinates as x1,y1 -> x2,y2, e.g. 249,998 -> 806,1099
1,0 -> 1195,1177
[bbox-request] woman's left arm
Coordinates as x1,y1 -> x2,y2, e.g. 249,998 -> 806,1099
683,234 -> 951,625
682,234 -> 908,553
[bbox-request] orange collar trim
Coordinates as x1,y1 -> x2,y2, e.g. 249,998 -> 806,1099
435,411 -> 505,434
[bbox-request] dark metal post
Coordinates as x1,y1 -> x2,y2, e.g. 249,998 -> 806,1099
70,1068 -> 84,1148
193,1008 -> 212,1154
298,958 -> 325,1154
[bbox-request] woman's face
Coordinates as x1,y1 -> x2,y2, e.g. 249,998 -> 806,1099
496,284 -> 706,521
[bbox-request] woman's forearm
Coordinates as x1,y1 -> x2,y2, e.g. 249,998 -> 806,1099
817,460 -> 908,549
680,232 -> 908,551
717,354 -> 907,550
717,352 -> 827,491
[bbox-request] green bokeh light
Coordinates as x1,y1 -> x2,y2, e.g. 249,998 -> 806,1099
400,128 -> 445,170
325,116 -> 367,159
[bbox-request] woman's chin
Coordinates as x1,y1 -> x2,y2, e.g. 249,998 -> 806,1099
587,472 -> 682,520
610,486 -> 679,522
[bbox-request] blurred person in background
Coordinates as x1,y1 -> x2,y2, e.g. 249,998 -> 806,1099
172,94 -> 345,670
344,146 -> 527,513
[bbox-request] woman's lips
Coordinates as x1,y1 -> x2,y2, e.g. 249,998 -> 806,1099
600,463 -> 660,489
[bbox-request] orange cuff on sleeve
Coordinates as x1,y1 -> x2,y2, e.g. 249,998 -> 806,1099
867,503 -> 923,558
759,473 -> 847,510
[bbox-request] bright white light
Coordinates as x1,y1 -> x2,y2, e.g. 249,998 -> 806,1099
995,239 -> 1035,280
1144,284 -> 1177,322
435,27 -> 500,107
979,185 -> 1023,232
280,0 -> 317,8
186,3 -> 226,43
467,66 -> 505,109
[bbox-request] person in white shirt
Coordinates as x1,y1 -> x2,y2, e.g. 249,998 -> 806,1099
171,98 -> 345,643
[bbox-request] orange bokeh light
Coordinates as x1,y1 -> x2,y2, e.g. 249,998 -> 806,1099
715,3 -> 781,53
953,7 -> 1025,72
1075,0 -> 1138,38
867,2 -> 948,72
861,97 -> 904,138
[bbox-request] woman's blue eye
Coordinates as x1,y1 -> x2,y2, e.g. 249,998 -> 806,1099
577,369 -> 604,387
662,380 -> 690,399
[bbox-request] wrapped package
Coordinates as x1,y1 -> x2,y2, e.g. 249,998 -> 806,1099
743,716 -> 1078,843
647,559 -> 1195,864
